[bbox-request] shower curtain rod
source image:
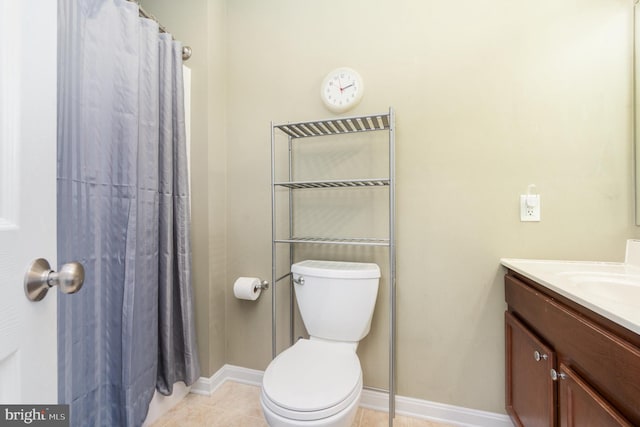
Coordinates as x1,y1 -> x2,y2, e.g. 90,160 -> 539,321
129,1 -> 192,61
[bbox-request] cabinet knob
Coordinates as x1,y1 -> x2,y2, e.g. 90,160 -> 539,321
550,368 -> 567,381
533,350 -> 548,362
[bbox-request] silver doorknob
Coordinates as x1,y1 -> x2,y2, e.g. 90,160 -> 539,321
24,258 -> 85,301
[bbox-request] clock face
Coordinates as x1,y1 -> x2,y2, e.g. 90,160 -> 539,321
320,67 -> 364,113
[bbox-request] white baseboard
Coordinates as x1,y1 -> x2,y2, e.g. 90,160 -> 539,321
189,364 -> 229,395
192,365 -> 513,427
190,364 -> 264,395
360,388 -> 512,427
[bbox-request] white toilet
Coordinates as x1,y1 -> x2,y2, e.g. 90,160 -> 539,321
261,260 -> 381,427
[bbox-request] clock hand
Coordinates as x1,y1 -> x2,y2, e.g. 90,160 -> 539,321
341,83 -> 354,90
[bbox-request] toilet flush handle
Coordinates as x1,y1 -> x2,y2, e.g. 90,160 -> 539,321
293,275 -> 305,285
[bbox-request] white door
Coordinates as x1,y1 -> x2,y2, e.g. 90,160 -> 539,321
0,0 -> 58,403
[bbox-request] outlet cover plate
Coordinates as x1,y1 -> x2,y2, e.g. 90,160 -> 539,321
520,195 -> 541,222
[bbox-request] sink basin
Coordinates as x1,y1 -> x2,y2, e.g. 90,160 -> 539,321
558,272 -> 640,307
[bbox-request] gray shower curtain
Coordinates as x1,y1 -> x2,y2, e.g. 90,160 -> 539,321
57,1 -> 199,426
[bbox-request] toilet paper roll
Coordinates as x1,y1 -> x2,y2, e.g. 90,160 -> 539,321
233,277 -> 262,301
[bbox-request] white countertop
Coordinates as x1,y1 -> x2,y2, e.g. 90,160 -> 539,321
501,258 -> 640,336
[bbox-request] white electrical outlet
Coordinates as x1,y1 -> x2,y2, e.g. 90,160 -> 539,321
520,194 -> 541,222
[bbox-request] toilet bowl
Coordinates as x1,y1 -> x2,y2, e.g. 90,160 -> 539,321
260,260 -> 381,427
260,339 -> 362,427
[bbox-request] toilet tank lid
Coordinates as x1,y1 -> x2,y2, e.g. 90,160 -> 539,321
291,260 -> 380,279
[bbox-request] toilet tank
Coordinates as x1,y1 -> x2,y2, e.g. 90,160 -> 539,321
291,260 -> 380,342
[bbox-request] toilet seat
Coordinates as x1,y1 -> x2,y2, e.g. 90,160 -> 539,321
262,339 -> 362,421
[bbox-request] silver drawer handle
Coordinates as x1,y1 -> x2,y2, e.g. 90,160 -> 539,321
534,350 -> 548,362
24,258 -> 85,302
550,368 -> 567,381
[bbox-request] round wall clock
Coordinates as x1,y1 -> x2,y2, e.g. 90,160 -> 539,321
320,67 -> 364,113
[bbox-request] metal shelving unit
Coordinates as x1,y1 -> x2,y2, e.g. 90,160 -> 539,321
270,107 -> 396,425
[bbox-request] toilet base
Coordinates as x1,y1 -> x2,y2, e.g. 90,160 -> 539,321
260,390 -> 361,427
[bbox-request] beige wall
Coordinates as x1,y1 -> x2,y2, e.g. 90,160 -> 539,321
145,0 -> 638,414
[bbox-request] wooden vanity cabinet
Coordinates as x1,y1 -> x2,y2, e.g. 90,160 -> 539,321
504,271 -> 640,427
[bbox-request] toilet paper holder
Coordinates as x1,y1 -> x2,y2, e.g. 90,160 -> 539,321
255,280 -> 270,292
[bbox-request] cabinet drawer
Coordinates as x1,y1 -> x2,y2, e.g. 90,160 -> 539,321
506,274 -> 640,425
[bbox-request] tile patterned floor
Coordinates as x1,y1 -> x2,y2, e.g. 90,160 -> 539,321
151,381 -> 455,427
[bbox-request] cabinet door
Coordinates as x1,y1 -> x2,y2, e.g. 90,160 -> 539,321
558,364 -> 632,427
506,312 -> 556,427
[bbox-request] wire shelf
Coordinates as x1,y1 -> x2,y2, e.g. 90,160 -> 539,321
274,237 -> 390,246
274,112 -> 390,139
274,178 -> 390,189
